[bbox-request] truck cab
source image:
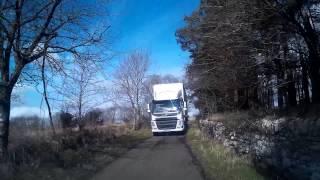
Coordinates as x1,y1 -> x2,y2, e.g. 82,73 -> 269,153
147,83 -> 188,135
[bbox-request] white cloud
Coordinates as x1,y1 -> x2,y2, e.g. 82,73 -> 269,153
10,106 -> 48,118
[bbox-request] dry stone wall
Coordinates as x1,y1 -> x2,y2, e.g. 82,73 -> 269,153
200,116 -> 320,180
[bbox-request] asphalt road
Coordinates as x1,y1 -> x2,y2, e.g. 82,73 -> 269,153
91,135 -> 204,180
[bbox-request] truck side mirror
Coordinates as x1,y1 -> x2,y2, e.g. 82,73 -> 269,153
147,104 -> 151,113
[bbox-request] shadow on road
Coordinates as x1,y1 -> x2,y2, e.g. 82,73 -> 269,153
156,132 -> 185,136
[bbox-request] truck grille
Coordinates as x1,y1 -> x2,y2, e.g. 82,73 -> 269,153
155,118 -> 177,130
153,113 -> 178,117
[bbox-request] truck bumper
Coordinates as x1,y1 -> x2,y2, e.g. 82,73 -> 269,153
151,126 -> 185,133
151,116 -> 186,133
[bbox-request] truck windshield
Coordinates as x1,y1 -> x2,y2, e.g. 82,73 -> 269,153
152,99 -> 181,113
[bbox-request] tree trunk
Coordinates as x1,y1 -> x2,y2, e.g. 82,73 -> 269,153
287,71 -> 297,106
133,108 -> 137,130
310,58 -> 320,103
234,89 -> 239,109
242,88 -> 249,110
0,85 -> 11,158
302,61 -> 310,105
41,56 -> 56,135
301,9 -> 320,104
278,87 -> 284,109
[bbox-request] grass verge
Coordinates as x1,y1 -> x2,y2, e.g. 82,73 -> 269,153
2,127 -> 151,180
186,126 -> 265,180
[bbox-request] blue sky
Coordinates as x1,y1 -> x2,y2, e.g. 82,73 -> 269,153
109,0 -> 199,75
11,0 -> 200,117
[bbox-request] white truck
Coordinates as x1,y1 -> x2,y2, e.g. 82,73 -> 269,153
147,83 -> 188,136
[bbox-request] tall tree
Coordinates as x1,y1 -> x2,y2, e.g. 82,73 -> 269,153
176,0 -> 259,112
0,0 -> 107,156
177,0 -> 320,114
262,0 -> 320,103
113,50 -> 150,130
58,54 -> 103,130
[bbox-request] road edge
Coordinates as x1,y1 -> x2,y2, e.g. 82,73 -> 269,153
181,136 -> 209,180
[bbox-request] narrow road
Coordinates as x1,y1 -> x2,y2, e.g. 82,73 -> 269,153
91,136 -> 204,180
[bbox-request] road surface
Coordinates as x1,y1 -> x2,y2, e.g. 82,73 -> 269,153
91,135 -> 204,180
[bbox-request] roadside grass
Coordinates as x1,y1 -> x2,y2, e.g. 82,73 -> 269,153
1,126 -> 151,180
186,126 -> 265,180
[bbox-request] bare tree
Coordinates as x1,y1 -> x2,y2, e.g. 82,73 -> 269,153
0,0 -> 108,156
59,54 -> 103,130
113,50 -> 150,130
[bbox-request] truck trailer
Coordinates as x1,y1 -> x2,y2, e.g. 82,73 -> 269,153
147,83 -> 188,136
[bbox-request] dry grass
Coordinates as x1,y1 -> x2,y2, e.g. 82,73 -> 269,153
206,110 -> 266,130
186,126 -> 265,180
1,125 -> 151,180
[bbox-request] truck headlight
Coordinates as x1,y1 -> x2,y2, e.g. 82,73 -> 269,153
177,120 -> 183,128
151,121 -> 157,128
